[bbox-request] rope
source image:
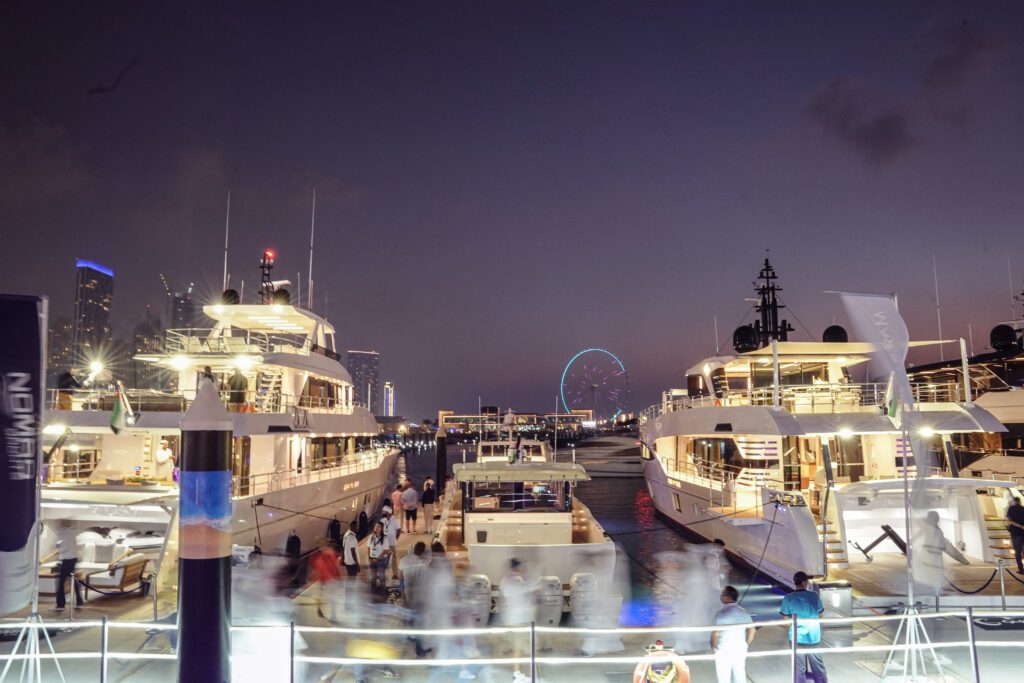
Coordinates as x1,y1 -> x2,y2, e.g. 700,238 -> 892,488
1005,566 -> 1024,586
73,575 -> 147,597
945,569 -> 998,595
740,502 -> 781,603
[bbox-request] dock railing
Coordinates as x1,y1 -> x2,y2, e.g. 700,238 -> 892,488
3,608 -> 1022,682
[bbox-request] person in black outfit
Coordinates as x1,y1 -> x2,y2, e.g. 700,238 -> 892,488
1006,497 -> 1024,574
327,516 -> 342,549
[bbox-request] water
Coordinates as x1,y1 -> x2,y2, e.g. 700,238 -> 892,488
408,441 -> 785,626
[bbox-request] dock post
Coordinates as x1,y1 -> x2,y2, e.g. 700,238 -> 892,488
790,615 -> 799,683
998,559 -> 1007,611
177,380 -> 234,683
530,621 -> 537,682
965,606 -> 981,683
435,430 -> 447,488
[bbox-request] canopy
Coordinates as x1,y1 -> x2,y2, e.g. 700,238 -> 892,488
453,461 -> 591,483
202,304 -> 333,335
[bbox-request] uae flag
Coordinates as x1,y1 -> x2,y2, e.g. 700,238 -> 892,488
110,382 -> 133,434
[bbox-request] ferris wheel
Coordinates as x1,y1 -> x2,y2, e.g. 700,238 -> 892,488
560,348 -> 630,422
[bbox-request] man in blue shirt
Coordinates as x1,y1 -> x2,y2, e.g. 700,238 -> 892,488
780,571 -> 827,682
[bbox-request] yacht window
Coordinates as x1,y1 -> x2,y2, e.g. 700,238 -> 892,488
469,481 -> 565,511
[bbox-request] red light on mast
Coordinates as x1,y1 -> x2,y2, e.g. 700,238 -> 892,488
263,249 -> 275,260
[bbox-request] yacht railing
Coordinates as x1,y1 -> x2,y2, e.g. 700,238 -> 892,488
0,608 -> 1009,682
232,448 -> 390,497
640,381 -> 966,423
164,328 -> 342,361
47,388 -> 361,416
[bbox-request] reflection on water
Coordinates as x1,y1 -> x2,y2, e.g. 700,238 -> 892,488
577,475 -> 784,625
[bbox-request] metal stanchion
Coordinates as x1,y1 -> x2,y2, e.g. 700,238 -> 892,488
965,606 -> 982,683
791,615 -> 799,683
998,559 -> 1007,611
99,616 -> 108,683
530,621 -> 537,682
289,621 -> 296,683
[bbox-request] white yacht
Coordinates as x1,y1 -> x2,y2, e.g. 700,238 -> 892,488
41,252 -> 398,596
432,429 -> 620,619
640,260 -> 1020,590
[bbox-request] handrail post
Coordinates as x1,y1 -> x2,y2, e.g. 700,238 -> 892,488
289,620 -> 296,683
530,621 -> 537,682
791,615 -> 799,683
965,606 -> 982,683
998,559 -> 1007,611
100,616 -> 108,683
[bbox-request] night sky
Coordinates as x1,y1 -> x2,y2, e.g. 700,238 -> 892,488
2,2 -> 1023,420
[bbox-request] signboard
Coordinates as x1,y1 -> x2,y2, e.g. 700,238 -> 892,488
0,294 -> 46,615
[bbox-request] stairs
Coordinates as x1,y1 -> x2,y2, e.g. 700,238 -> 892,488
984,514 -> 1016,563
815,510 -> 849,570
254,370 -> 283,413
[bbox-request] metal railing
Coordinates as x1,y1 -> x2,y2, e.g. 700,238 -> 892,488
232,449 -> 390,497
2,608 -> 1020,682
164,328 -> 341,362
641,381 -> 966,423
47,388 -> 360,416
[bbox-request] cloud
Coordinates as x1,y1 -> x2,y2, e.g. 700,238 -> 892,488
804,77 -> 916,167
923,20 -> 1008,93
0,120 -> 93,207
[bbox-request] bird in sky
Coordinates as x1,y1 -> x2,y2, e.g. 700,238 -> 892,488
88,57 -> 138,95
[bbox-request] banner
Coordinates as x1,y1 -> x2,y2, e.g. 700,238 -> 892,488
0,294 -> 46,615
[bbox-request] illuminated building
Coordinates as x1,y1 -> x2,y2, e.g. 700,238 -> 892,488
346,350 -> 380,414
46,316 -> 75,387
132,307 -> 165,389
383,381 -> 395,417
72,259 -> 114,363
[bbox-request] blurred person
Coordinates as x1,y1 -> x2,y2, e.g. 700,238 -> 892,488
632,640 -> 689,683
233,553 -> 307,681
707,539 -> 730,590
308,536 -> 341,620
382,507 -> 401,580
658,545 -> 718,653
780,571 -> 827,683
1007,496 -> 1024,573
710,585 -> 754,683
500,558 -> 537,683
367,521 -> 391,593
400,541 -> 432,657
402,480 -> 420,533
422,479 -> 437,533
342,520 -> 360,578
52,520 -> 83,611
915,510 -> 969,589
390,484 -> 404,515
153,439 -> 176,481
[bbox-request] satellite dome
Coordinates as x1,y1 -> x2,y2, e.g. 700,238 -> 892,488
822,325 -> 849,343
991,324 -> 1020,352
733,325 -> 759,353
272,288 -> 291,305
221,289 -> 240,305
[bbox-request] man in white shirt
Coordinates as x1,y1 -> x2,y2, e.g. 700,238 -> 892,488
153,439 -> 176,481
53,521 -> 83,611
341,520 -> 359,578
400,484 -> 420,533
710,585 -> 755,683
381,509 -> 400,579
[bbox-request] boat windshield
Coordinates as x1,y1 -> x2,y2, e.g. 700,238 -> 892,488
468,481 -> 567,512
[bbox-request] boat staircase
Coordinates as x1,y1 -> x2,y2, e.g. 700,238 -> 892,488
984,514 -> 1015,564
814,497 -> 849,573
254,370 -> 283,413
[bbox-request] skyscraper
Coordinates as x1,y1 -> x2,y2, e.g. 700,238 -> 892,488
132,306 -> 164,389
46,316 -> 75,387
383,381 -> 395,417
346,350 -> 380,414
72,259 -> 114,364
170,286 -> 196,328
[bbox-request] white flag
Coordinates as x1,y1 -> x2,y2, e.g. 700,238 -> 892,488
836,291 -> 914,413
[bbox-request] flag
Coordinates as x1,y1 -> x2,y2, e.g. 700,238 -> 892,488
110,381 -> 133,434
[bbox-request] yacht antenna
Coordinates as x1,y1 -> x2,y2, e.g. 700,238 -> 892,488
753,254 -> 793,348
713,316 -> 720,354
222,191 -> 231,291
1009,254 -> 1017,321
308,188 -> 316,310
259,249 -> 275,304
933,254 -> 944,361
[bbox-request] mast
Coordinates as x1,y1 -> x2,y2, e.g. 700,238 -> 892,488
259,249 -> 275,304
753,256 -> 793,348
308,188 -> 316,310
222,191 -> 231,291
933,253 -> 944,361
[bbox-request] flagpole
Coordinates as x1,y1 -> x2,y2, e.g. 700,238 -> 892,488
222,191 -> 231,292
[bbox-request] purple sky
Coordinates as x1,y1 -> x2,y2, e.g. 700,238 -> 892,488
2,2 -> 1023,420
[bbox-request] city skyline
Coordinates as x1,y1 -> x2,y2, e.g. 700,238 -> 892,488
3,3 -> 1024,419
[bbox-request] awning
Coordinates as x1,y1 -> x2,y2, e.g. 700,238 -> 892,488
453,462 -> 591,483
794,406 -> 1007,435
202,304 -> 331,335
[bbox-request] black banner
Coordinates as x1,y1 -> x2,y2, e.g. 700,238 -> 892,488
0,294 -> 45,615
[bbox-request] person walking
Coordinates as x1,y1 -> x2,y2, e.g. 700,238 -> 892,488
710,585 -> 754,683
308,536 -> 341,620
500,558 -> 537,683
780,571 -> 827,683
1006,496 -> 1024,573
401,482 -> 420,533
367,521 -> 390,593
53,521 -> 83,611
342,520 -> 360,578
390,485 -> 404,517
381,508 -> 401,580
421,480 -> 437,534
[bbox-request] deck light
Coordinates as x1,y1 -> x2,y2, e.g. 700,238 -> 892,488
233,355 -> 254,372
169,355 -> 189,371
89,360 -> 104,375
43,424 -> 67,435
838,427 -> 854,439
919,426 -> 936,437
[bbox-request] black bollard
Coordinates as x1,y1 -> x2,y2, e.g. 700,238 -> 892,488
434,431 -> 447,490
177,380 -> 233,683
